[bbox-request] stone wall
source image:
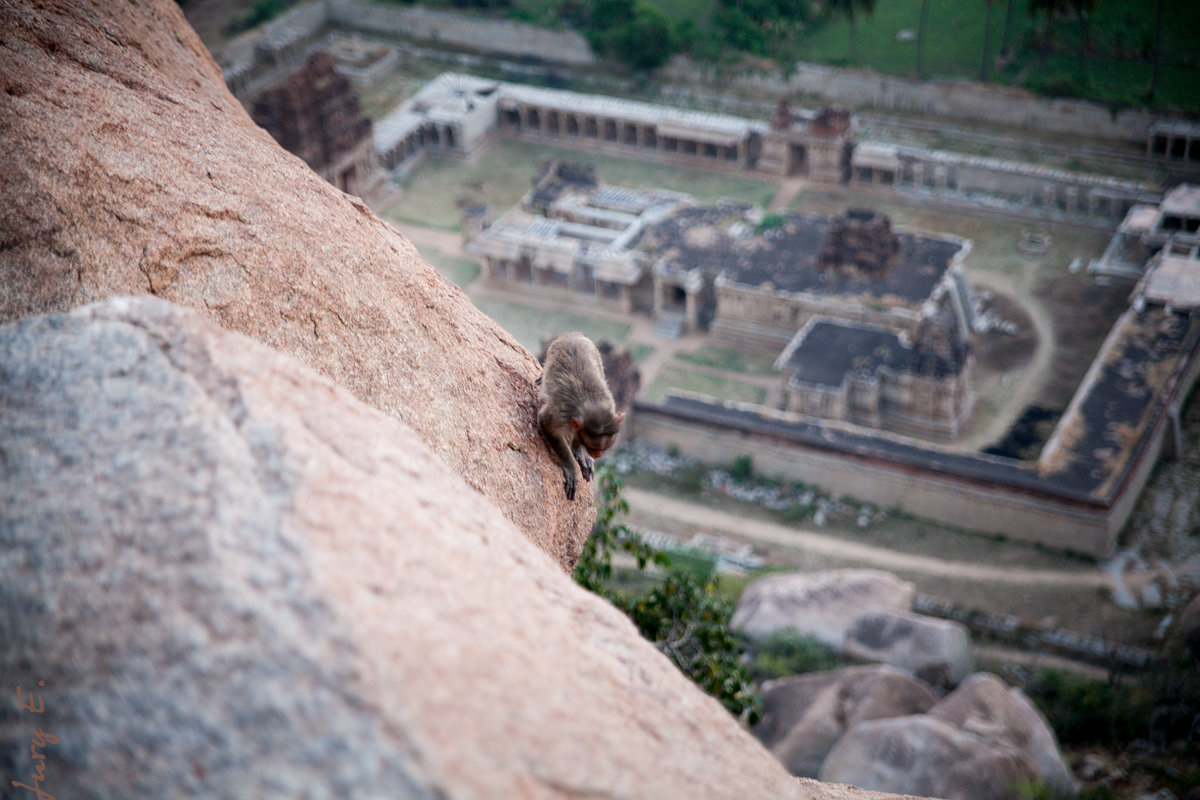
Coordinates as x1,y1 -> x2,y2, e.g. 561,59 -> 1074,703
327,0 -> 595,66
630,404 -> 1119,557
852,144 -> 1159,227
668,59 -> 1164,145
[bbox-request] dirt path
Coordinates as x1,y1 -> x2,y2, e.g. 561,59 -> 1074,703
389,220 -> 467,259
624,487 -> 1110,588
768,177 -> 806,211
954,271 -> 1058,452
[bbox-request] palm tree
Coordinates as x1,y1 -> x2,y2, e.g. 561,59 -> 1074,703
828,0 -> 878,64
916,0 -> 931,78
981,0 -> 996,82
1000,0 -> 1018,60
1148,0 -> 1164,101
1027,0 -> 1064,66
1067,0 -> 1096,78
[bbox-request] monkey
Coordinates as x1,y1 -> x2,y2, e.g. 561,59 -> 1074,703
537,332 -> 625,501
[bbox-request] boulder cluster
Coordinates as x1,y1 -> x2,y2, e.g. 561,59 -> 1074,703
734,570 -> 1076,798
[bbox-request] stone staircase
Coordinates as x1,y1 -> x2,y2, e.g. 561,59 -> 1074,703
653,311 -> 685,339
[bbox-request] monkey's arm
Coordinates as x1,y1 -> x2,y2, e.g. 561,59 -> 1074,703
571,443 -> 595,483
539,413 -> 580,500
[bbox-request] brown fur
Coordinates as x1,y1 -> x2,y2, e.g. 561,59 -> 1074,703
537,332 -> 625,500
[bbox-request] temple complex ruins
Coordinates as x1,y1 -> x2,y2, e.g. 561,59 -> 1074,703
470,162 -> 976,440
226,5 -> 1200,557
251,51 -> 377,196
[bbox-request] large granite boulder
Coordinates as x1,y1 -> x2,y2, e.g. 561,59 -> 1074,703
931,673 -> 1076,796
731,569 -> 916,647
0,0 -> 591,569
755,665 -> 938,778
843,609 -> 974,688
1,296 -> 889,800
819,716 -> 1042,800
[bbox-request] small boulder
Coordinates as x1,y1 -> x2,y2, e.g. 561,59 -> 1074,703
930,673 -> 1076,796
731,569 -> 915,647
843,609 -> 974,688
755,664 -> 938,777
819,715 -> 1041,800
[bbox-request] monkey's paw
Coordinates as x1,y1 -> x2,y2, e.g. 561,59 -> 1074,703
563,472 -> 577,501
578,453 -> 595,482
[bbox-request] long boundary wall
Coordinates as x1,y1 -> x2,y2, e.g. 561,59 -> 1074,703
631,404 -> 1117,557
666,60 -> 1166,145
327,0 -> 594,66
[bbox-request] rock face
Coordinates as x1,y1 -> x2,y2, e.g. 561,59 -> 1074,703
755,665 -> 938,778
0,0 -> 592,569
843,609 -> 974,688
819,715 -> 1042,800
930,673 -> 1076,796
2,296 -> 869,800
731,569 -> 916,646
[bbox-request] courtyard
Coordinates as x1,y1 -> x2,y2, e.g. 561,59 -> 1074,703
378,138 -> 1120,457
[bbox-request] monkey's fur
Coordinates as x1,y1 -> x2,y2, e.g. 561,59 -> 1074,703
537,332 -> 625,500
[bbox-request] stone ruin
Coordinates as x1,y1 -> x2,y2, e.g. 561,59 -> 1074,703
810,106 -> 853,138
816,208 -> 900,279
251,51 -> 374,194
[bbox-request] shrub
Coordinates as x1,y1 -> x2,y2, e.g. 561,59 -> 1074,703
573,464 -> 762,722
1022,667 -> 1151,746
729,454 -> 755,483
749,631 -> 844,681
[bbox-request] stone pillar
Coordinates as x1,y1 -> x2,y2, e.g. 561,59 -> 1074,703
685,289 -> 698,331
912,161 -> 925,188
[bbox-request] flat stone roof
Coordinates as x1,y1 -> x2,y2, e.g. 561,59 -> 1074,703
1142,254 -> 1200,309
641,208 -> 963,308
1160,183 -> 1200,219
501,82 -> 763,140
1040,307 -> 1200,496
780,321 -> 910,388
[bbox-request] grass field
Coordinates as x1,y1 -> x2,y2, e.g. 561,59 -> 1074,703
675,345 -> 778,376
420,247 -> 481,287
468,295 -> 632,351
642,363 -> 767,405
382,140 -> 778,231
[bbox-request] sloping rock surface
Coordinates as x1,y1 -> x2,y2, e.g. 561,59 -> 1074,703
731,569 -> 916,645
0,0 -> 591,568
755,665 -> 938,778
843,609 -> 974,688
0,296 -> 911,800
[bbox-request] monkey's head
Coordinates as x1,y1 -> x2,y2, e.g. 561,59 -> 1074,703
572,407 -> 626,459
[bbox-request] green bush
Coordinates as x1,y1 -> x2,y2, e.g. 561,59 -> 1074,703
755,211 -> 786,232
1022,667 -> 1151,746
749,631 -> 844,681
729,454 -> 755,483
573,464 -> 762,722
226,0 -> 300,33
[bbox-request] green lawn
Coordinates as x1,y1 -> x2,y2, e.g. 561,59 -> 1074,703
675,345 -> 779,376
381,139 -> 779,231
468,295 -> 632,352
419,247 -> 481,288
642,363 -> 767,405
793,0 -> 1199,110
